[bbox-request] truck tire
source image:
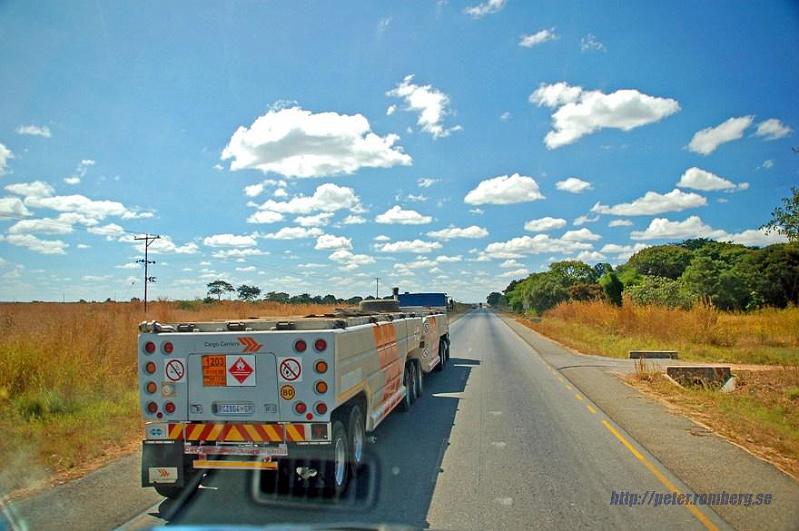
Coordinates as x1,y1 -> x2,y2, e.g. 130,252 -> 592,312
347,405 -> 366,476
414,360 -> 423,399
434,339 -> 447,372
399,364 -> 413,412
408,362 -> 417,404
154,483 -> 185,500
322,420 -> 350,497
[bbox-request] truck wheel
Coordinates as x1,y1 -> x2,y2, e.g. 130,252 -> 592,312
444,339 -> 451,361
414,361 -> 423,399
399,364 -> 413,412
154,484 -> 185,500
435,339 -> 447,372
408,362 -> 417,404
322,420 -> 350,497
347,405 -> 366,475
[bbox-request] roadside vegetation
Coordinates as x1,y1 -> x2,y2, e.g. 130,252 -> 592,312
490,190 -> 799,476
629,363 -> 799,480
0,298 -> 339,495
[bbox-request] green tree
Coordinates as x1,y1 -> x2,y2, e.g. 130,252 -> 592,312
207,279 -> 234,301
681,253 -> 751,311
346,296 -> 364,305
744,244 -> 799,307
236,284 -> 261,301
627,276 -> 693,309
628,246 -> 693,279
321,294 -> 338,305
486,291 -> 503,306
568,283 -> 604,301
599,272 -> 624,306
522,272 -> 570,314
549,260 -> 598,285
265,291 -> 290,303
762,186 -> 799,242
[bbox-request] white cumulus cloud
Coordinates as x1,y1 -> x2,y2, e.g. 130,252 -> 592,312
0,196 -> 31,217
16,125 -> 52,138
591,188 -> 706,216
261,227 -> 324,240
486,234 -> 592,256
315,234 -> 352,250
221,106 -> 411,178
254,183 -> 362,215
464,0 -> 505,18
377,239 -> 442,253
556,177 -> 592,193
246,210 -> 284,224
754,118 -> 792,141
6,233 -> 68,254
203,234 -> 258,248
688,115 -> 753,155
677,167 -> 747,192
427,225 -> 489,239
524,217 -> 567,232
387,75 -> 461,138
530,82 -> 680,149
562,228 -> 601,241
375,205 -> 432,225
519,28 -> 557,48
464,174 -> 544,205
0,143 -> 14,175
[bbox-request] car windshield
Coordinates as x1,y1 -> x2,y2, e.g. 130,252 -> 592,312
1,2 -> 798,530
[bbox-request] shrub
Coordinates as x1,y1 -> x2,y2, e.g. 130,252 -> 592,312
627,276 -> 693,309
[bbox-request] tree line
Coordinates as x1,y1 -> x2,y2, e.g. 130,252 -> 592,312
205,280 -> 372,305
488,187 -> 799,314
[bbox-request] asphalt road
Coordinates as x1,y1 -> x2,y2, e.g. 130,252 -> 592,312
13,309 -> 798,530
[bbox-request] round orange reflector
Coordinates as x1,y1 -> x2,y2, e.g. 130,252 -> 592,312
144,361 -> 157,374
315,402 -> 328,415
315,380 -> 328,394
145,381 -> 157,394
314,360 -> 328,374
164,401 -> 176,414
144,341 -> 156,354
163,342 -> 174,354
146,401 -> 158,413
294,401 -> 307,414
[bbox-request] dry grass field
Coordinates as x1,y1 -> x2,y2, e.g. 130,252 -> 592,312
0,300 -> 339,494
521,299 -> 799,366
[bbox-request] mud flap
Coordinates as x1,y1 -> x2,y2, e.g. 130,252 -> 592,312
141,440 -> 186,487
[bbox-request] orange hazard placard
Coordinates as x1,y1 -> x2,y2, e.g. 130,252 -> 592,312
202,355 -> 226,386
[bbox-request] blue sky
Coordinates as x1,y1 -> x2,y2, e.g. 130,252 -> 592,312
1,0 -> 797,302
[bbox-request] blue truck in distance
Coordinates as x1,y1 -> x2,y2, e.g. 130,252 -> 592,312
397,292 -> 449,309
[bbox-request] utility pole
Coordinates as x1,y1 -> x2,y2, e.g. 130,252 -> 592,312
375,277 -> 380,299
134,234 -> 160,314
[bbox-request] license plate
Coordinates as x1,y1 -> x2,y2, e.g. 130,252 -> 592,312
215,402 -> 255,415
202,355 -> 226,386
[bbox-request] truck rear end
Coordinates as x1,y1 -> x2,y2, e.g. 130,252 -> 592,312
138,321 -> 340,495
137,310 -> 428,499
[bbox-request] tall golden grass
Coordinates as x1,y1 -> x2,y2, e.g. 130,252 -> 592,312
524,299 -> 799,365
0,300 -> 339,494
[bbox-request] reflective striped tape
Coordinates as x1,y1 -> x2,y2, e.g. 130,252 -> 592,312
167,423 -> 306,442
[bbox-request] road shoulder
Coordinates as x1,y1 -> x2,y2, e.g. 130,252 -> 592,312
498,313 -> 799,531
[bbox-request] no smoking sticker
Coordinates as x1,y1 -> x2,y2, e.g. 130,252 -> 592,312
164,358 -> 185,382
278,357 -> 302,382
